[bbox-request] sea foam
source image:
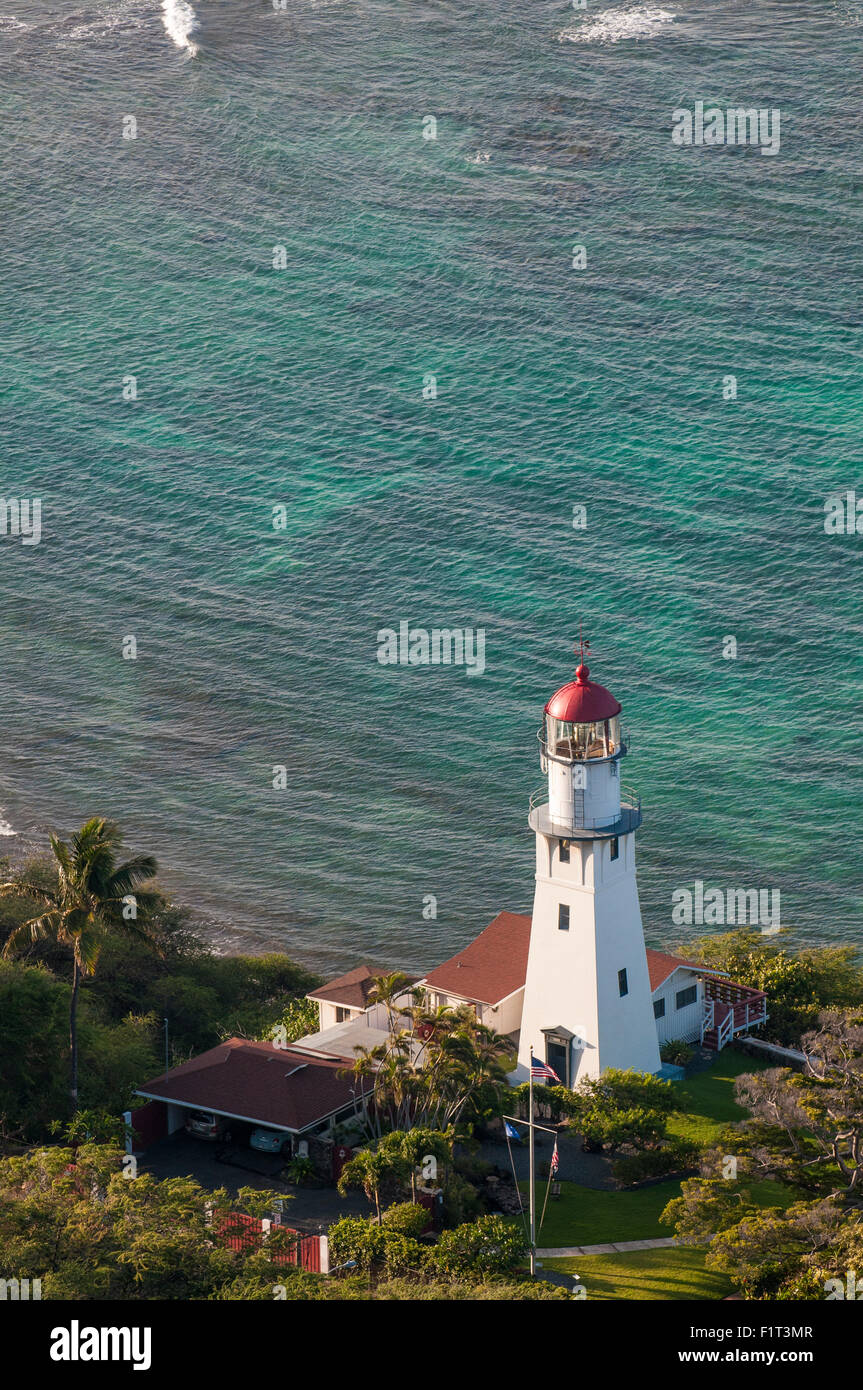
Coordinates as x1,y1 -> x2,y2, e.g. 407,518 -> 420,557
559,6 -> 674,44
162,0 -> 200,55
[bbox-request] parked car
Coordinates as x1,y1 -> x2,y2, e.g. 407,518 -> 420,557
185,1110 -> 232,1142
249,1127 -> 291,1157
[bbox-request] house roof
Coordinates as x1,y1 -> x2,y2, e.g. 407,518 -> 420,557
136,1039 -> 357,1134
422,919 -> 722,1007
422,911 -> 532,1006
309,933 -> 726,1028
645,948 -> 724,991
307,965 -> 380,1009
307,965 -> 419,1010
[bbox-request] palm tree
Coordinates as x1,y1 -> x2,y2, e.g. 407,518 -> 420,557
379,1126 -> 453,1201
337,1147 -> 405,1223
0,817 -> 160,1110
367,971 -> 418,1032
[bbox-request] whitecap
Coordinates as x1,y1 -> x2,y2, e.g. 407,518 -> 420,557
466,150 -> 492,165
162,0 -> 200,56
559,5 -> 674,44
0,813 -> 17,838
0,14 -> 28,29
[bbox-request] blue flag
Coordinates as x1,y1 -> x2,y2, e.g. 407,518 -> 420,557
504,1121 -> 522,1141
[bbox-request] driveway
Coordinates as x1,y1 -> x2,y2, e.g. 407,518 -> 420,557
138,1132 -> 374,1232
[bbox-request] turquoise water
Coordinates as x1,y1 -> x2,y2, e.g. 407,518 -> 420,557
1,0 -> 862,973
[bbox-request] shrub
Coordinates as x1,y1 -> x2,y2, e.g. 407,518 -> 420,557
432,1214 -> 528,1277
507,1083 -> 568,1123
439,1171 -> 485,1226
381,1202 -> 430,1237
374,1277 -> 570,1300
612,1140 -> 700,1187
380,1232 -> 428,1277
453,1151 -> 493,1183
284,1155 -> 316,1186
264,996 -> 320,1046
562,1069 -> 678,1153
660,1041 -> 693,1067
329,1213 -> 428,1278
328,1216 -> 383,1272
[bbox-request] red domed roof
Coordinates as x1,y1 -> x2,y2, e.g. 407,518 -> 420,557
544,663 -> 622,722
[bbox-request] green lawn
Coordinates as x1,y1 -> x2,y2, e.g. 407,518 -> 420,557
666,1051 -> 774,1146
542,1247 -> 733,1301
524,1175 -> 792,1248
520,1051 -> 793,1249
524,1177 -> 684,1246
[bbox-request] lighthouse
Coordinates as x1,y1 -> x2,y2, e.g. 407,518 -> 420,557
515,656 -> 661,1084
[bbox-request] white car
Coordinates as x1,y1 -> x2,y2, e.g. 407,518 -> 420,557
184,1110 -> 232,1142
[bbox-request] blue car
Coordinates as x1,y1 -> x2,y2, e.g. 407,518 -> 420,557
249,1127 -> 291,1157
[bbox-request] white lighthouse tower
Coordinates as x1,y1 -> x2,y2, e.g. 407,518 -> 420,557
516,653 -> 661,1085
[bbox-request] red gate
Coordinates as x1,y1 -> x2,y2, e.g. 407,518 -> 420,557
217,1212 -> 324,1272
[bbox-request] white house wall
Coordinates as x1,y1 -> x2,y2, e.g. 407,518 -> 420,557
484,989 -> 524,1035
316,1000 -> 355,1031
426,988 -> 523,1036
166,1103 -> 187,1134
652,971 -> 703,1045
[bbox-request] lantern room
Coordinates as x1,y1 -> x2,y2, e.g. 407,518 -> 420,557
535,661 -> 629,834
543,664 -> 622,763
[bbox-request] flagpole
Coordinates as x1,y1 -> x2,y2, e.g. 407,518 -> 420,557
539,1138 -> 558,1233
529,1049 -> 536,1277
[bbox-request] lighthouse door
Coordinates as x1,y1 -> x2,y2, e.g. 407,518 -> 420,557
546,1039 -> 570,1089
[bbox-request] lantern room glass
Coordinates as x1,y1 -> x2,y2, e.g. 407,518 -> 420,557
546,714 -> 620,760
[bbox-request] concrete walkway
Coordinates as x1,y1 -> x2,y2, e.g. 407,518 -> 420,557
737,1037 -> 806,1064
537,1236 -> 678,1257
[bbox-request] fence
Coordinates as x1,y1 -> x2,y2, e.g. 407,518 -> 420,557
217,1212 -> 327,1273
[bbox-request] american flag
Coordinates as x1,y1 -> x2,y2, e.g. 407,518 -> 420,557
550,1139 -> 560,1176
530,1057 -> 560,1083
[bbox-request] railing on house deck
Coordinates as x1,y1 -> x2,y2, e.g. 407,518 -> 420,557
700,976 -> 768,1050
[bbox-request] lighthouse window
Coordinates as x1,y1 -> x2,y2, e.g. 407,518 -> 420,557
675,985 -> 698,1010
609,837 -> 619,861
558,904 -> 570,932
559,838 -> 570,864
618,968 -> 628,997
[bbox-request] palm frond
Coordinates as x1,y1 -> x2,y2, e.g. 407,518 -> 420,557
1,910 -> 64,956
0,880 -> 60,907
105,857 -> 159,898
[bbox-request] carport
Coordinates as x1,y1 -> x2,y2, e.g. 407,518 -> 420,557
129,1036 -> 362,1159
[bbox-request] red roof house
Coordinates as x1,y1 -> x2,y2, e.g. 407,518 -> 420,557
418,911 -> 532,1036
135,1038 -> 359,1137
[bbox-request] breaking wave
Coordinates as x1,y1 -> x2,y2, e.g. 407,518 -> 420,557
559,6 -> 675,44
162,0 -> 199,55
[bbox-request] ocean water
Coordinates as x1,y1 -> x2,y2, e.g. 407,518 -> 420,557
1,0 -> 862,975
